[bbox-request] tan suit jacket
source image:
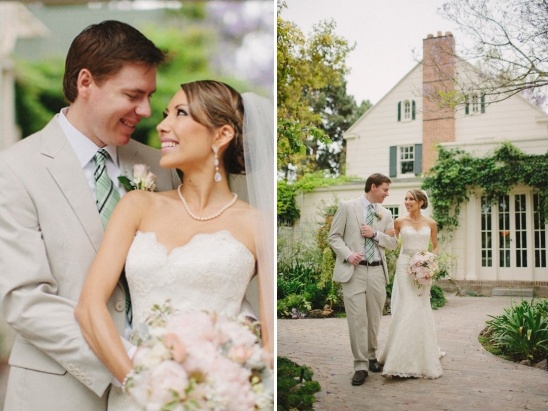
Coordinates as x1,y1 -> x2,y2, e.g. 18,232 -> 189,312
328,197 -> 398,284
0,118 -> 179,411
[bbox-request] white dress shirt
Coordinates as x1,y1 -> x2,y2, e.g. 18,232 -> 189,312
57,108 -> 126,197
56,108 -> 134,380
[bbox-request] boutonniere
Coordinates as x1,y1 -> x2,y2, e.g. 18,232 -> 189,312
375,211 -> 382,222
118,164 -> 157,192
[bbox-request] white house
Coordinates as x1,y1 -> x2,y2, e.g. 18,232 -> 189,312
297,32 -> 548,296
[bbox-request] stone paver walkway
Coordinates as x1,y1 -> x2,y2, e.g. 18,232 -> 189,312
278,294 -> 548,411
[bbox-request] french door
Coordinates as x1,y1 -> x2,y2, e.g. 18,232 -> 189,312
480,193 -> 546,279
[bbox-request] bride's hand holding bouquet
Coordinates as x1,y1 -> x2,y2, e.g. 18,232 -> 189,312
123,301 -> 273,411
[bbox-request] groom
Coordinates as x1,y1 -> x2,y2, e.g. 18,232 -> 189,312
0,21 -> 179,411
328,173 -> 397,386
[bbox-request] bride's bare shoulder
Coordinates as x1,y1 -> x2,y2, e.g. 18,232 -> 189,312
120,190 -> 179,218
394,216 -> 405,226
426,216 -> 438,228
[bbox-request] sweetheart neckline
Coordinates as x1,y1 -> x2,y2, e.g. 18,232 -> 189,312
401,225 -> 430,233
134,230 -> 255,261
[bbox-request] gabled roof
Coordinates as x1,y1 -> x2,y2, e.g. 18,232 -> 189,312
344,52 -> 548,139
344,61 -> 422,137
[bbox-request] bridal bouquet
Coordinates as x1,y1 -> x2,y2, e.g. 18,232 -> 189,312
123,301 -> 273,411
407,251 -> 440,289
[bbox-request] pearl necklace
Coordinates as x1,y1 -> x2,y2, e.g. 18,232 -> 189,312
177,184 -> 238,222
409,215 -> 423,224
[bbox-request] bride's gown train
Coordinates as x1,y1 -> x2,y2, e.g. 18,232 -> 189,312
108,230 -> 255,410
379,226 -> 443,379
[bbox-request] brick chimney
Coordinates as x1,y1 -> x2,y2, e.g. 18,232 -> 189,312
422,31 -> 456,171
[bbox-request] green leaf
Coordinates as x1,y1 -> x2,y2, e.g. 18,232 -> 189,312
118,176 -> 135,192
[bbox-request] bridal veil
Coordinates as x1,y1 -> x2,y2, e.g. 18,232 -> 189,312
241,92 -> 274,352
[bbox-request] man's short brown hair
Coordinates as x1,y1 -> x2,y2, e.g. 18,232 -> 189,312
364,173 -> 391,192
63,20 -> 166,103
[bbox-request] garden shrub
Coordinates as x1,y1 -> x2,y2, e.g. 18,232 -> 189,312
277,357 -> 321,411
483,299 -> 548,363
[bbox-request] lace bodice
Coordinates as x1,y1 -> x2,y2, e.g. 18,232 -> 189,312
125,230 -> 256,333
400,225 -> 431,256
108,230 -> 256,411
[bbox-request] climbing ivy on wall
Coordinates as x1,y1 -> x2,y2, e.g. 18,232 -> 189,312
422,142 -> 548,234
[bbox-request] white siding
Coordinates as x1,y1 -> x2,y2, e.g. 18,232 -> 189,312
345,65 -> 423,178
455,93 -> 548,144
443,137 -> 548,157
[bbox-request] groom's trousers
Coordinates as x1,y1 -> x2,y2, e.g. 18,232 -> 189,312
342,264 -> 386,371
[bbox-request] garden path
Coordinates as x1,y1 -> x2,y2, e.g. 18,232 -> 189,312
278,294 -> 548,411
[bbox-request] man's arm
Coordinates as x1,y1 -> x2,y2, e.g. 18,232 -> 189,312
328,202 -> 353,261
375,210 -> 398,251
0,156 -> 118,397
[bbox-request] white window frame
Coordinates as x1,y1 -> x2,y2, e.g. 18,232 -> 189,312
398,145 -> 415,176
470,92 -> 480,114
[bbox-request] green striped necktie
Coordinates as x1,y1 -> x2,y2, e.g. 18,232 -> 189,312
93,148 -> 120,228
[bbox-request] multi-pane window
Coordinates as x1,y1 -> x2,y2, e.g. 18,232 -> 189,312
399,145 -> 414,174
403,100 -> 411,120
389,144 -> 422,178
397,100 -> 415,121
533,194 -> 547,267
465,93 -> 485,115
481,194 -> 545,269
471,93 -> 480,114
481,197 -> 492,267
514,194 -> 527,267
385,206 -> 399,220
498,195 -> 511,267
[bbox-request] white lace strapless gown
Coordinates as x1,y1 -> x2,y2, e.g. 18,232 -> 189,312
379,226 -> 443,379
108,230 -> 256,411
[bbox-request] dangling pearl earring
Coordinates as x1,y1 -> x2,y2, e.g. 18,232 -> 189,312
213,145 -> 221,182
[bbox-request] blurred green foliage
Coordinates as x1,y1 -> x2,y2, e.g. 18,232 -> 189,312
14,9 -> 254,146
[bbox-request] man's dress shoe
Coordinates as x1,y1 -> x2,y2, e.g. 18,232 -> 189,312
368,359 -> 383,373
351,370 -> 368,386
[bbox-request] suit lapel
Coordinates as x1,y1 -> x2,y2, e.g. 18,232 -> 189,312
41,120 -> 103,252
352,198 -> 365,227
118,141 -> 139,179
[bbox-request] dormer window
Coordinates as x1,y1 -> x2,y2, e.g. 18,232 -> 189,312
465,92 -> 485,115
404,100 -> 411,120
397,99 -> 416,122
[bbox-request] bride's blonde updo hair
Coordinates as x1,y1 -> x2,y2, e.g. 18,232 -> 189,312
180,80 -> 245,174
408,189 -> 429,209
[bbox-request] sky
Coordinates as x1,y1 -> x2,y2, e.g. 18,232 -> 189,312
281,0 -> 469,105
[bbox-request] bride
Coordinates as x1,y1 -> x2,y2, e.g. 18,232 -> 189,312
379,189 -> 443,379
75,80 -> 274,408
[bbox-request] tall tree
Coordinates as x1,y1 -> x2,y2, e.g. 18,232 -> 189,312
308,78 -> 371,176
277,3 -> 354,180
440,0 -> 548,107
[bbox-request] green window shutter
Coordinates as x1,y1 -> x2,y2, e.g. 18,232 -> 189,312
465,94 -> 469,115
414,144 -> 422,175
412,100 -> 416,120
481,94 -> 486,113
397,101 -> 401,122
389,146 -> 397,177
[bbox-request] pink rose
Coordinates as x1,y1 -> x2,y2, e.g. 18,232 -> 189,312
145,361 -> 189,410
164,333 -> 187,363
228,345 -> 254,364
